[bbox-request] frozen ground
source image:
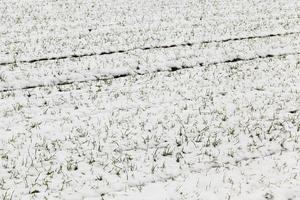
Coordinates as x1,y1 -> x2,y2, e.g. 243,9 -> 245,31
1,0 -> 300,199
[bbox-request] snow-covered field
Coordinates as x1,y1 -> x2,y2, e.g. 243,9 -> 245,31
1,0 -> 300,199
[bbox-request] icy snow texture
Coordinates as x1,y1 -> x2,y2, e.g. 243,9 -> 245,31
1,0 -> 300,199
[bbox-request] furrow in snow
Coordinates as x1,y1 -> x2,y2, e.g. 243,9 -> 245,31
0,30 -> 299,66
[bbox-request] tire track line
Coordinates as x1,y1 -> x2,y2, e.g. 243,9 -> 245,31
0,50 -> 300,93
0,30 -> 299,66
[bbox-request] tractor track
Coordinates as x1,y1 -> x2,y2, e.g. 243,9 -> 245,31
0,30 -> 299,66
0,49 -> 299,93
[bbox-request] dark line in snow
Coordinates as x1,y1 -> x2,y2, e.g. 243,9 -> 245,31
1,50 -> 300,93
0,30 -> 299,66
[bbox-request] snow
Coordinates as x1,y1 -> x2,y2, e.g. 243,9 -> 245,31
1,0 -> 300,199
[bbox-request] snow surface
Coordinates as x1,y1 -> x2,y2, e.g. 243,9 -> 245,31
1,0 -> 300,199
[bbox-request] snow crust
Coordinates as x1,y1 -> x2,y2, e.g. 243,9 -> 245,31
1,0 -> 300,199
